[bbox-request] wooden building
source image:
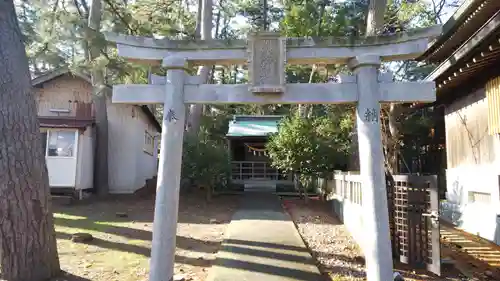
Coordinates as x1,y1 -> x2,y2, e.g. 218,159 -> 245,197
418,0 -> 500,245
226,115 -> 293,192
32,68 -> 161,197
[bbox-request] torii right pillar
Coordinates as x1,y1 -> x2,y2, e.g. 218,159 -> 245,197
349,55 -> 393,281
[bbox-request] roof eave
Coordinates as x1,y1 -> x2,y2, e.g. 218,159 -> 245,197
424,9 -> 500,82
418,0 -> 482,61
140,106 -> 161,132
32,67 -> 92,87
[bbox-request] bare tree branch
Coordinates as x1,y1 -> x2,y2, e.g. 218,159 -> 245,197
103,0 -> 138,35
73,0 -> 84,17
80,0 -> 90,15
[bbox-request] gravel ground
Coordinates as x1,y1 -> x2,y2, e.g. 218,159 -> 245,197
282,198 -> 366,281
282,197 -> 469,281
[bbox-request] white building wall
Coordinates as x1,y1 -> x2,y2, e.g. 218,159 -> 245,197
34,74 -> 158,194
75,127 -> 94,191
443,165 -> 500,244
442,88 -> 500,245
107,101 -> 159,194
43,128 -> 79,188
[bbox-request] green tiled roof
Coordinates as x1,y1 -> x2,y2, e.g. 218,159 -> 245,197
226,115 -> 283,137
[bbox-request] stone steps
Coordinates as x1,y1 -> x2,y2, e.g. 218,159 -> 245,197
244,181 -> 276,193
134,176 -> 158,197
51,195 -> 74,206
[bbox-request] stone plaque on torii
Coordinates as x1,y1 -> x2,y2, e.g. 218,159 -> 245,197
105,25 -> 441,281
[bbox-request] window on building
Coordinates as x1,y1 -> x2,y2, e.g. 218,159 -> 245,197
41,132 -> 47,155
468,191 -> 491,204
144,131 -> 154,155
47,130 -> 76,157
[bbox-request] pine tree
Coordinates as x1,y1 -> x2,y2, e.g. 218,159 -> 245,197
0,1 -> 60,280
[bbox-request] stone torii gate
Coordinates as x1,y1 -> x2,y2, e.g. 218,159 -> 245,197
105,27 -> 441,281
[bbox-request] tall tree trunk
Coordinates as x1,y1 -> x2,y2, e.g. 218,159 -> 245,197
370,0 -> 399,175
87,0 -> 109,196
194,0 -> 202,39
298,65 -> 316,117
0,1 -> 61,280
349,0 -> 388,171
386,103 -> 400,174
187,0 -> 213,135
366,0 -> 387,36
300,0 -> 325,118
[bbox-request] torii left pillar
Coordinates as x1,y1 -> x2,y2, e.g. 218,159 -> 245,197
149,57 -> 188,281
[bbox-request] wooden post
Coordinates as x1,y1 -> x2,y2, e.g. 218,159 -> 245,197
349,55 -> 393,281
149,57 -> 187,281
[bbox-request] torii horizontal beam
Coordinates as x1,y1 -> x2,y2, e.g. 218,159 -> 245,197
112,80 -> 436,105
104,25 -> 441,65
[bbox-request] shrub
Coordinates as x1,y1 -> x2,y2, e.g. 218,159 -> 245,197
266,114 -> 351,199
181,134 -> 231,200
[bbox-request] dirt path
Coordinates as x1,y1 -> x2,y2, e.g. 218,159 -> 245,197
52,193 -> 238,281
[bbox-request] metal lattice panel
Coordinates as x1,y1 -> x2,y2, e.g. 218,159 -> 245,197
387,175 -> 439,274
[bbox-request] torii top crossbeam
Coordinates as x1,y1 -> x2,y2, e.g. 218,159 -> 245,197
105,25 -> 441,66
105,26 -> 441,103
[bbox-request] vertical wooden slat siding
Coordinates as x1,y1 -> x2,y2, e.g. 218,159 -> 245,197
486,77 -> 500,135
444,88 -> 496,168
35,75 -> 93,117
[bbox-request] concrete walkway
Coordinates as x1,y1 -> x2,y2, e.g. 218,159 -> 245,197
206,194 -> 323,281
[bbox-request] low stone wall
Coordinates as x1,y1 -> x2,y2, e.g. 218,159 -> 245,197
327,172 -> 367,253
331,196 -> 366,252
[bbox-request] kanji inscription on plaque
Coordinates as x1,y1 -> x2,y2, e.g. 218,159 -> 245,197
247,32 -> 286,94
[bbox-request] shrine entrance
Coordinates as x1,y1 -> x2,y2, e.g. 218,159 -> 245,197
226,115 -> 293,192
106,27 -> 441,281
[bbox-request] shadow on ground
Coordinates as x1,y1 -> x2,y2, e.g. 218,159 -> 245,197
56,231 -> 218,257
52,192 -> 239,281
213,258 -> 326,280
51,271 -> 92,281
54,192 -> 237,224
440,221 -> 500,280
225,238 -> 310,253
206,194 -> 328,281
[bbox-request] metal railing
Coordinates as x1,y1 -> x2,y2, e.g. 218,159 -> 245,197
231,161 -> 291,181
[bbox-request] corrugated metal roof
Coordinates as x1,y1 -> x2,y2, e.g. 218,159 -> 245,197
226,115 -> 283,137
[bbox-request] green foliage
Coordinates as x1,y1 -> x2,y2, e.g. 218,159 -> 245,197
199,108 -> 233,141
17,0 -> 463,178
236,0 -> 284,31
128,0 -> 196,37
266,114 -> 351,177
181,134 -> 231,191
281,0 -> 367,38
